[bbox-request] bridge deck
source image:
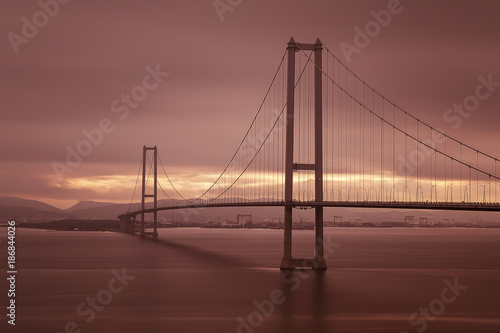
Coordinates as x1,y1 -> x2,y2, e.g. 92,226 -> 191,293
119,201 -> 500,219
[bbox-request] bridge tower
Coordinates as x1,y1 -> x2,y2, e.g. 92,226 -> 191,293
281,38 -> 326,270
140,145 -> 159,237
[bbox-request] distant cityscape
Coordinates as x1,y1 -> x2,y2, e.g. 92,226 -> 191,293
4,214 -> 500,233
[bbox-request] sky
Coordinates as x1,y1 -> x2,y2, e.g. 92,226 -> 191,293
1,0 -> 500,209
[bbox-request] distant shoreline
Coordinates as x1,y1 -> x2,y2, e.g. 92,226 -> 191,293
1,219 -> 499,232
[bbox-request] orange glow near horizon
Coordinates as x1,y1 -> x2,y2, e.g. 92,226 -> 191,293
42,169 -> 500,209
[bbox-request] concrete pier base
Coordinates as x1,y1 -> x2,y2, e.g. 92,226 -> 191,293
119,216 -> 136,234
280,258 -> 296,270
280,258 -> 327,270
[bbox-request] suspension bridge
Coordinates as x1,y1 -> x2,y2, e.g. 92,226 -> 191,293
118,38 -> 500,270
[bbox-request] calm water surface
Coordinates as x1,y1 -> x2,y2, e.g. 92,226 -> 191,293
2,227 -> 500,333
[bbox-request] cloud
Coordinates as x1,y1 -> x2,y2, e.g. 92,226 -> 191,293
1,0 -> 499,208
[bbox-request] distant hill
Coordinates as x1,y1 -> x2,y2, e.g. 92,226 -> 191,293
0,196 -> 135,221
0,204 -> 75,221
68,200 -> 183,219
0,196 -> 63,213
69,203 -> 132,219
66,201 -> 118,213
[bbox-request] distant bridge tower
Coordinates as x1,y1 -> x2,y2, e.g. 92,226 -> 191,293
281,38 -> 326,270
140,145 -> 158,237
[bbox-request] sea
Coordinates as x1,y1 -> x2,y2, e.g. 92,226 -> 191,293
2,227 -> 500,333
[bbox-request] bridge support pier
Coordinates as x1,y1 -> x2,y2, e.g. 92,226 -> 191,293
314,206 -> 327,269
119,215 -> 136,234
280,37 -> 327,270
280,205 -> 295,269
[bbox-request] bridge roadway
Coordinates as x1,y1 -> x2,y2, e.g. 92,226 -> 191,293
118,201 -> 500,219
